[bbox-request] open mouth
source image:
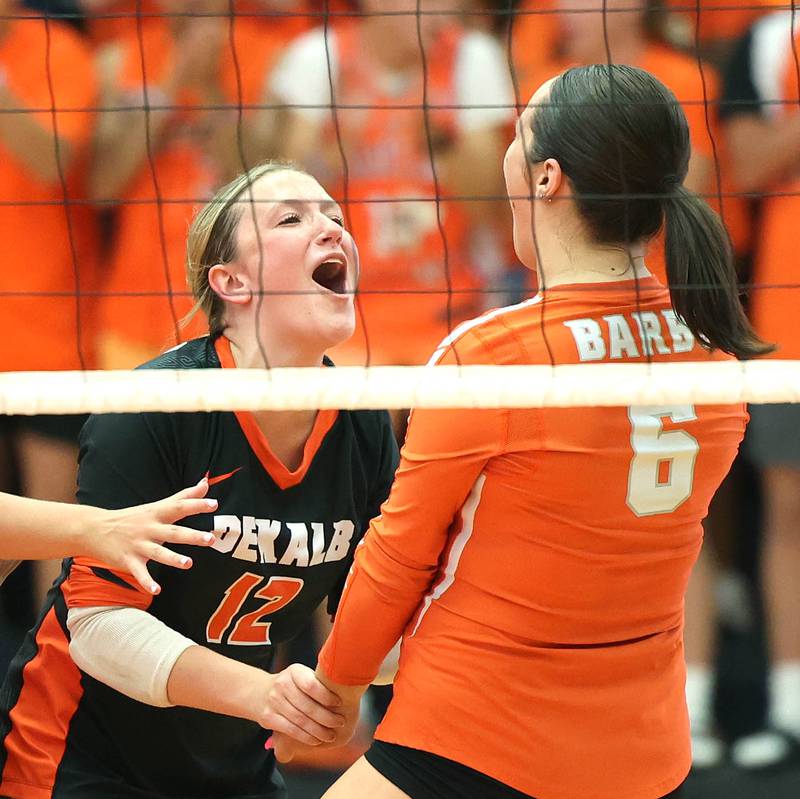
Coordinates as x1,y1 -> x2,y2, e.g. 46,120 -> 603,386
312,259 -> 348,295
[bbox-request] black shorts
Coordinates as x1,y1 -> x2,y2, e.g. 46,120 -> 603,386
365,741 -> 685,799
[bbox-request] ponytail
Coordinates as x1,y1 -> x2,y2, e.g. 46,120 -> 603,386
663,185 -> 774,359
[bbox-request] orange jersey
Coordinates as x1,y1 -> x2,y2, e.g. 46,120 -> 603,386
319,277 -> 746,799
749,31 -> 800,359
95,16 -> 292,365
0,16 -> 98,371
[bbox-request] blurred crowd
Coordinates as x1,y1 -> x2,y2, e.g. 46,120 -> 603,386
0,0 -> 799,779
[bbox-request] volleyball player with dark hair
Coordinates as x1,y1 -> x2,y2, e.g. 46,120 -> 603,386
275,66 -> 771,798
0,161 -> 398,799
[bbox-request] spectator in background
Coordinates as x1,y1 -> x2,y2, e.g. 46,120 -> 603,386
720,9 -> 800,769
79,0 -> 318,47
264,0 -> 515,370
0,0 -> 99,601
663,0 -> 776,62
88,0 -> 313,369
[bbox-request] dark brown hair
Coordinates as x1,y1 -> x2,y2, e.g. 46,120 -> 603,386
527,64 -> 772,359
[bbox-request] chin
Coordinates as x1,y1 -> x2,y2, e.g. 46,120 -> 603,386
318,315 -> 356,353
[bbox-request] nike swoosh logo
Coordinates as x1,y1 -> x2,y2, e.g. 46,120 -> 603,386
205,467 -> 243,486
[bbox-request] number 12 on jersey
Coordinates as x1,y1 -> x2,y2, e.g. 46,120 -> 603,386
626,405 -> 699,517
206,573 -> 304,646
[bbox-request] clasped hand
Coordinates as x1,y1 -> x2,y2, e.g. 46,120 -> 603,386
260,665 -> 366,764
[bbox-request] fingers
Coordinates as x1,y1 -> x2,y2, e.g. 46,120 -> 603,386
128,560 -> 160,596
146,542 -> 194,572
289,665 -> 342,708
280,688 -> 344,742
264,665 -> 345,746
155,481 -> 218,524
267,714 -> 333,749
159,526 -> 216,548
170,478 -> 210,502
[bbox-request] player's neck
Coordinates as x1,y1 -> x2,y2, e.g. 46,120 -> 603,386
537,234 -> 652,288
252,409 -> 320,472
224,330 -> 325,369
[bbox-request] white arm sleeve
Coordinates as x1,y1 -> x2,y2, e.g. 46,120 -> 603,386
269,27 -> 339,124
455,31 -> 516,132
67,605 -> 195,707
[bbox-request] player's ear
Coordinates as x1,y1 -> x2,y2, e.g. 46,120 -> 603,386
208,264 -> 251,306
538,157 -> 564,200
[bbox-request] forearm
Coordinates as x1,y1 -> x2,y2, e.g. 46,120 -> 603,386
314,664 -> 367,704
317,531 -> 429,686
0,493 -> 94,561
0,86 -> 74,182
167,643 -> 271,722
68,604 -> 268,719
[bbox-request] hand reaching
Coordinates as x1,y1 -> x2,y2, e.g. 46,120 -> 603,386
84,478 -> 218,594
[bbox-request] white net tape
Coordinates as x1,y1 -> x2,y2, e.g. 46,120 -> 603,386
2,361 -> 800,414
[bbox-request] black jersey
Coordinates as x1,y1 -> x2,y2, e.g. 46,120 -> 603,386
0,336 -> 398,799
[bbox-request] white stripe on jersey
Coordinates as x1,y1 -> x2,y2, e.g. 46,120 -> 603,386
408,473 -> 487,638
426,294 -> 544,366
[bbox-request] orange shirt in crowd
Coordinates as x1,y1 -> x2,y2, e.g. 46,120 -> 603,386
664,0 -> 777,46
750,30 -> 800,359
95,15 -> 301,367
320,277 -> 747,799
85,1 -> 322,47
324,23 -> 485,367
0,15 -> 98,371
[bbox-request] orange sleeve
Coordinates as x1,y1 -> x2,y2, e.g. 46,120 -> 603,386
62,557 -> 153,611
318,336 -> 508,685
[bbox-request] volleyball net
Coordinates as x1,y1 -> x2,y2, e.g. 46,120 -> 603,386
1,1 -> 799,413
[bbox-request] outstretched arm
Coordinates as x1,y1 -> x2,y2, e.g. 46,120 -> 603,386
0,479 -> 217,594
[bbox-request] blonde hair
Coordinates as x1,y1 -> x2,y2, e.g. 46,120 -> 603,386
184,160 -> 310,336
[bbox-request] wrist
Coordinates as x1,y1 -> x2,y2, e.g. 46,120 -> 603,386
314,666 -> 368,704
244,669 -> 276,724
65,504 -> 100,560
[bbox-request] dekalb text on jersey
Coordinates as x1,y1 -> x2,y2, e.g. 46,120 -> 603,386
211,516 -> 356,566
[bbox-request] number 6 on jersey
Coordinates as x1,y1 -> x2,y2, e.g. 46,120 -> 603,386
626,405 -> 699,516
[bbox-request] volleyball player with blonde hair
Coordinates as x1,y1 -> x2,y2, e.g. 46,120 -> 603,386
275,66 -> 771,798
0,161 -> 397,799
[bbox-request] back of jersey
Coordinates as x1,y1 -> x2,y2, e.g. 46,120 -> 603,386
377,275 -> 747,798
478,278 -> 747,648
